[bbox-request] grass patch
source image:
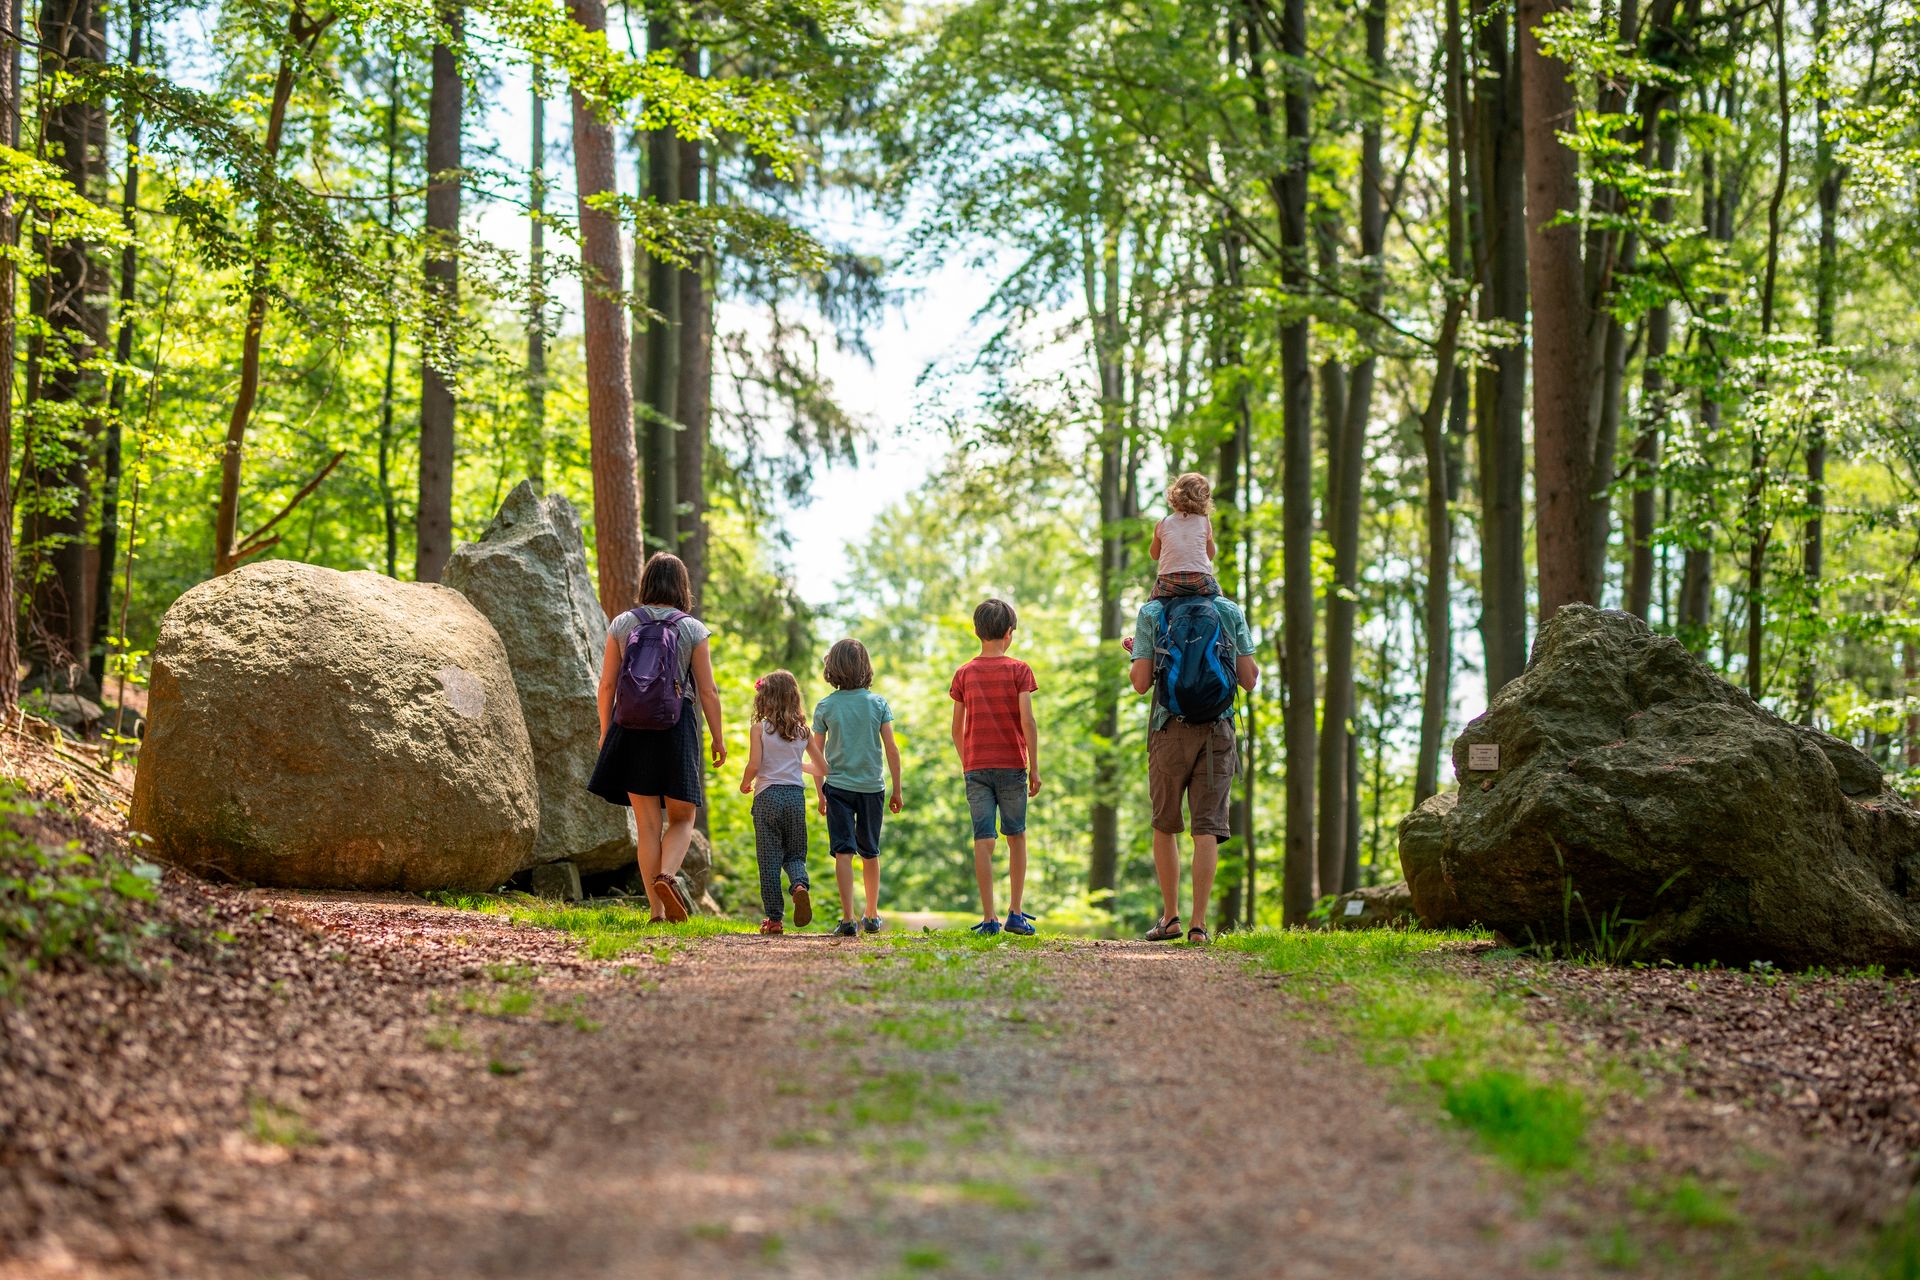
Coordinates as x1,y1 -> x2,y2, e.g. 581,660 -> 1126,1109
424,1022 -> 470,1052
427,893 -> 755,960
246,1095 -> 318,1148
902,1245 -> 949,1271
460,987 -> 536,1017
1219,929 -> 1592,1174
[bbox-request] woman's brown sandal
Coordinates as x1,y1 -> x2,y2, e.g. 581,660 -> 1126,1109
654,874 -> 691,923
1144,914 -> 1182,942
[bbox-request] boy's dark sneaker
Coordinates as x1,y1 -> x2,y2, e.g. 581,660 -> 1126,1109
1004,910 -> 1037,937
862,916 -> 883,934
970,918 -> 1002,937
833,920 -> 858,938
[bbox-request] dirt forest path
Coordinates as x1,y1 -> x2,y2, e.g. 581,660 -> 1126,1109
3,894 -> 1590,1280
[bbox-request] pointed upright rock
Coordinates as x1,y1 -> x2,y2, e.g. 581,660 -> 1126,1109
447,481 -> 636,873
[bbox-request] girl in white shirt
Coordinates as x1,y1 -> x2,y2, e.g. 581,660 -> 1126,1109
1148,472 -> 1221,599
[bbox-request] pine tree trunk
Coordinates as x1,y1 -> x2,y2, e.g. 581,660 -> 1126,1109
1084,197 -> 1125,903
415,5 -> 461,583
1472,0 -> 1528,694
1521,0 -> 1596,617
568,0 -> 643,615
1628,117 -> 1677,621
378,51 -> 401,578
1746,0 -> 1790,699
1799,0 -> 1836,722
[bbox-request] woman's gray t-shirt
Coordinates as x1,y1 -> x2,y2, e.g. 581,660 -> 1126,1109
609,607 -> 711,686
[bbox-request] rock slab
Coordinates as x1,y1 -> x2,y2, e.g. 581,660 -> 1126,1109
1400,606 -> 1920,968
446,482 -> 636,874
131,561 -> 539,891
1329,881 -> 1416,930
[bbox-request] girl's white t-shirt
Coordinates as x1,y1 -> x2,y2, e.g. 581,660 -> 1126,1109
1157,512 -> 1213,575
755,721 -> 809,791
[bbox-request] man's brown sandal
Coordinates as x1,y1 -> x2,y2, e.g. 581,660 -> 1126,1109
791,883 -> 813,928
1144,914 -> 1182,942
654,874 -> 691,923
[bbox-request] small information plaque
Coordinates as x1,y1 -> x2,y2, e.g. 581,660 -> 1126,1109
1343,898 -> 1367,918
1467,742 -> 1501,772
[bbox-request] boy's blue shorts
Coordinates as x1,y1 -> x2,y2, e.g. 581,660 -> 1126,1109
964,769 -> 1028,841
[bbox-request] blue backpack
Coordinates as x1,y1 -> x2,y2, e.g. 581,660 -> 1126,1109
1155,596 -> 1237,725
613,610 -> 688,731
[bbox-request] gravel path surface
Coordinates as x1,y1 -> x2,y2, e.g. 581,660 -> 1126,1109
4,893 -> 1573,1280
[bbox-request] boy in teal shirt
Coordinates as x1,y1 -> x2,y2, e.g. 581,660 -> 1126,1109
811,638 -> 904,935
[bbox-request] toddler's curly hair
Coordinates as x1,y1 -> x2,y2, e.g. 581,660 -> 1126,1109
1168,472 -> 1213,516
752,670 -> 807,742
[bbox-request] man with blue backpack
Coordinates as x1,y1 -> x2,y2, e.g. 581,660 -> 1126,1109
1123,590 -> 1260,946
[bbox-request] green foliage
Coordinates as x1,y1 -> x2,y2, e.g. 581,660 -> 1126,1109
0,784 -> 163,995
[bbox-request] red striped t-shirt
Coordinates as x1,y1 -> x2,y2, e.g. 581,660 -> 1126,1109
949,656 -> 1038,771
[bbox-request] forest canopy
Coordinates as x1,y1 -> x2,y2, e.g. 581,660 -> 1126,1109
0,0 -> 1916,925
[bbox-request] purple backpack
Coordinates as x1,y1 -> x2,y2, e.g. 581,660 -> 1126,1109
613,609 -> 689,731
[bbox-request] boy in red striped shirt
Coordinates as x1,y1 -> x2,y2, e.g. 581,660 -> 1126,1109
949,598 -> 1041,937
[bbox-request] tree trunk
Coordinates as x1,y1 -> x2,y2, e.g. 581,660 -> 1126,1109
639,19 -> 681,554
1316,0 -> 1386,899
1471,0 -> 1528,694
1276,0 -> 1317,923
1521,0 -> 1595,617
23,0 -> 107,668
1628,118 -> 1678,621
378,50 -> 401,578
568,0 -> 643,615
1799,0 -> 1837,722
674,49 -> 710,602
1084,191 -> 1125,904
527,66 -> 547,488
89,0 -> 141,686
1746,0 -> 1790,699
1905,638 -> 1919,769
0,0 -> 21,714
415,4 -> 461,583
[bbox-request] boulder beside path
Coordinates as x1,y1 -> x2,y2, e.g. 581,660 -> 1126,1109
131,560 -> 539,891
1400,606 -> 1920,968
446,481 -> 636,874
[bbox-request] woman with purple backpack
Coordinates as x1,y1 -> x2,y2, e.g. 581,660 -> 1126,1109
589,553 -> 727,922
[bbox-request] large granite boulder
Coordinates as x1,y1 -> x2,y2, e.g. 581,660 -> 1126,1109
131,561 -> 539,891
446,481 -> 635,873
1401,606 -> 1920,968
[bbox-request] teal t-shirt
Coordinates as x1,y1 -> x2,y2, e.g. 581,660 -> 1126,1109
812,688 -> 894,794
1133,597 -> 1256,731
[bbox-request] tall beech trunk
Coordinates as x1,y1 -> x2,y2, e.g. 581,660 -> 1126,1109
1906,638 -> 1919,768
568,0 -> 643,615
1746,0 -> 1790,698
1521,0 -> 1596,617
0,0 -> 21,713
1799,0 -> 1838,722
1316,0 -> 1386,898
1417,0 -> 1469,805
377,52 -> 401,578
527,67 -> 547,488
415,4 -> 461,583
1680,104 -> 1735,647
23,0 -> 106,667
89,0 -> 141,686
1084,188 -> 1125,903
1471,0 -> 1528,693
638,19 -> 681,554
673,46 -> 710,602
1263,0 -> 1317,923
1628,119 -> 1678,621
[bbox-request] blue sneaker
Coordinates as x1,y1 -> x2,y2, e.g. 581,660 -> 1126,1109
862,915 -> 883,934
832,920 -> 858,938
1004,911 -> 1037,937
970,918 -> 1002,937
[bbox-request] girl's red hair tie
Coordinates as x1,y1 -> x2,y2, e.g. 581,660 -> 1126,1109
754,677 -> 765,690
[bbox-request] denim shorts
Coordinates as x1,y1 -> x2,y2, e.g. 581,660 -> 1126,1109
965,769 -> 1028,840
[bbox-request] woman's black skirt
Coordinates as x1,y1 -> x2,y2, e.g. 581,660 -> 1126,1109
587,698 -> 705,807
